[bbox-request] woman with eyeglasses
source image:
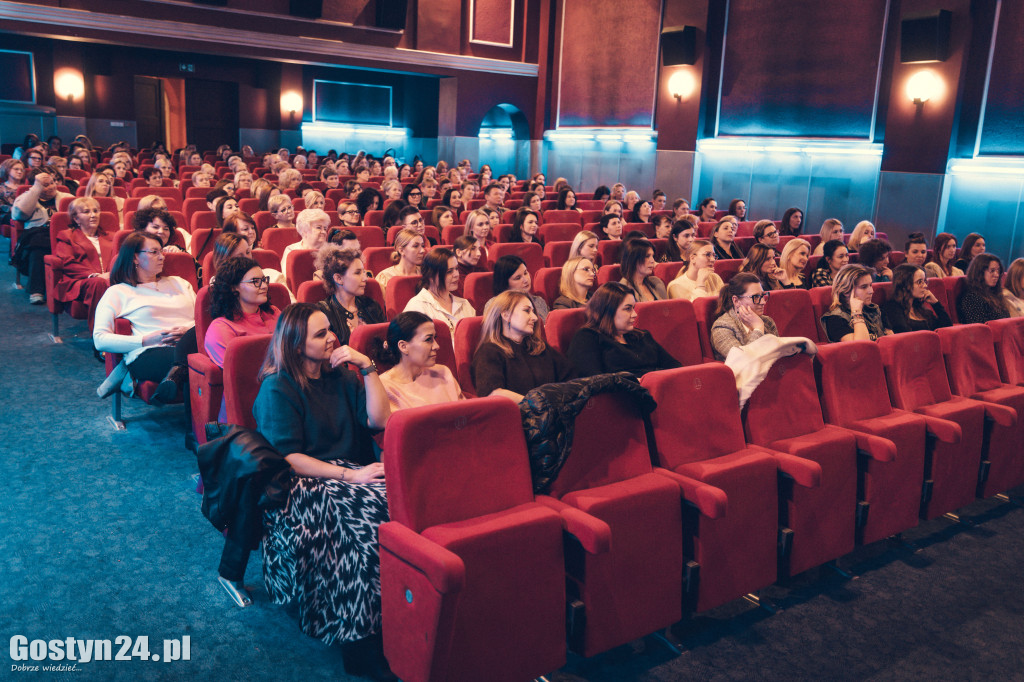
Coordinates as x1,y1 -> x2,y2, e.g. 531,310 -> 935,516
553,257 -> 596,309
880,264 -> 952,334
957,254 -> 1009,324
668,239 -> 724,301
710,273 -> 779,361
93,232 -> 197,403
337,200 -> 362,228
401,183 -> 423,209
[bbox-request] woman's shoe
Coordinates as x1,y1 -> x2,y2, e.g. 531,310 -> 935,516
340,635 -> 397,682
154,364 -> 187,404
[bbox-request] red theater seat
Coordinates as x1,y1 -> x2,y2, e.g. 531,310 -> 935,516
987,317 -> 1024,387
634,299 -> 704,367
545,308 -> 586,356
764,288 -> 821,340
453,316 -> 484,394
487,242 -> 544,275
461,272 -> 494,314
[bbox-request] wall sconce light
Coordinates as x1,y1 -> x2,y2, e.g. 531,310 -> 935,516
906,69 -> 940,106
281,91 -> 303,114
54,68 -> 85,104
668,70 -> 696,101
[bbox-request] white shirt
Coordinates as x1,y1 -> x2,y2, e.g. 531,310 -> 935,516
403,287 -> 475,334
93,276 -> 197,364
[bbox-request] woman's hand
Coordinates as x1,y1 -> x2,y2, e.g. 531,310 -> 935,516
141,328 -> 182,346
330,345 -> 372,370
923,289 -> 939,305
777,269 -> 792,286
880,267 -> 893,279
346,462 -> 385,484
735,303 -> 765,332
696,266 -> 712,286
849,296 -> 864,316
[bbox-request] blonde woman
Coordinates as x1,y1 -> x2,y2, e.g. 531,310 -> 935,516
282,208 -> 330,283
847,220 -> 875,252
778,237 -> 811,288
463,208 -> 494,259
85,171 -> 125,221
375,227 -> 426,292
268,193 -> 296,230
668,239 -> 723,301
821,263 -> 892,341
277,168 -> 302,191
552,256 -> 596,310
812,219 -> 844,256
569,230 -> 599,262
1002,258 -> 1024,317
302,189 -> 326,211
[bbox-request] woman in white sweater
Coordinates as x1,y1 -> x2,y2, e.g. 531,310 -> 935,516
403,247 -> 475,334
93,232 -> 197,403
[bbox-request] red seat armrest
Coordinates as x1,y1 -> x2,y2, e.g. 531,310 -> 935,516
655,467 -> 728,519
916,412 -> 962,444
768,451 -> 822,488
972,398 -> 1018,427
379,522 -> 465,594
535,495 -> 612,554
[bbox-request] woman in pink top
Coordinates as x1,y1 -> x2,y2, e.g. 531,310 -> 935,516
375,311 -> 463,412
204,256 -> 281,368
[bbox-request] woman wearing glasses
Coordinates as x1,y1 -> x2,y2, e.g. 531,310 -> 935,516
668,240 -> 724,301
710,273 -> 779,360
337,200 -> 362,228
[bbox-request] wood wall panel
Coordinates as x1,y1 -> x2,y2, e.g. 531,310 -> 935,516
471,0 -> 514,45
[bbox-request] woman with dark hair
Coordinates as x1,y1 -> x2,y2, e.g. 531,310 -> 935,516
355,187 -> 382,220
509,207 -> 543,245
958,254 -> 1009,324
661,218 -> 697,264
711,219 -> 744,260
652,214 -> 672,240
222,211 -> 260,249
629,200 -> 653,224
858,239 -> 894,282
672,198 -> 691,221
556,187 -> 581,212
779,207 -> 803,236
55,197 -> 113,334
593,185 -> 611,202
316,244 -> 385,345
431,205 -> 455,231
93,232 -> 197,402
821,264 -> 892,342
253,303 -> 393,679
597,213 -> 623,241
400,183 -> 423,209
727,199 -> 747,220
924,232 -> 964,278
881,264 -> 952,333
711,272 -> 779,360
954,233 -> 986,273
810,239 -> 850,288
133,206 -> 187,253
567,282 -> 680,378
403,247 -> 475,333
375,312 -> 464,411
521,191 -> 543,215
440,187 -> 462,214
697,197 -> 718,222
472,290 -> 574,400
619,238 -> 668,302
209,232 -> 252,280
380,200 -> 408,231
491,254 -> 549,320
213,195 -> 239,229
204,255 -> 280,379
740,243 -> 785,290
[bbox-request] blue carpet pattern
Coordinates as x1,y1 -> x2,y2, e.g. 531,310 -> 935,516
1,251 -> 1022,681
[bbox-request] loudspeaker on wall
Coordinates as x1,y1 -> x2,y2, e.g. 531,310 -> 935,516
661,25 -> 698,66
901,10 -> 951,63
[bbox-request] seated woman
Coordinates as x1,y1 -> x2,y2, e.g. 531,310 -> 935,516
375,227 -> 426,293
727,198 -> 747,220
1002,258 -> 1024,317
603,200 -> 623,218
810,239 -> 849,288
133,206 -> 188,254
846,220 -> 875,252
376,312 -> 464,411
697,197 -> 718,222
253,303 -> 393,679
954,232 -> 986,273
302,189 -> 327,211
812,219 -> 844,256
463,209 -> 494,259
282,208 -> 330,283
668,239 -> 723,301
778,238 -> 811,289
568,282 -> 681,378
858,238 -> 894,282
93,232 -> 197,403
881,264 -> 953,333
268,194 -> 296,231
629,199 -> 653,224
597,213 -> 623,241
213,195 -> 239,229
651,215 -> 672,240
431,205 -> 455,232
740,243 -> 785,290
821,264 -> 892,342
711,272 -> 779,361
208,233 -> 252,284
473,290 -> 573,400
553,257 -> 596,310
556,187 -> 582,213
619,237 -> 668,302
403,247 -> 475,334
779,207 -> 804,236
957,254 -> 1009,324
85,171 -> 125,222
509,207 -> 544,245
753,219 -> 780,250
54,197 -> 113,333
924,232 -> 965,278
492,254 -> 549,320
672,198 -> 691,221
569,230 -> 600,263
0,158 -> 25,226
316,244 -> 385,346
711,219 -> 744,260
521,191 -> 543,214
661,217 -> 697,264
440,188 -> 462,214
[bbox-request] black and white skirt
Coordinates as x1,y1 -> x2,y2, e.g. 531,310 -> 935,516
262,461 -> 389,644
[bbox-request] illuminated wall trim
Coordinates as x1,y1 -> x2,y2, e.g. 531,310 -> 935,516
545,128 -> 657,143
697,137 -> 883,157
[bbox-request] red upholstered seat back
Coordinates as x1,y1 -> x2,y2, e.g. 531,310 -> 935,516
189,228 -> 222,260
808,286 -> 834,343
462,271 -> 494,314
987,317 -> 1024,386
194,286 -> 213,353
744,352 -> 826,444
545,308 -> 586,355
362,246 -> 395,277
539,222 -> 582,243
640,364 -> 747,466
543,241 -> 572,268
488,241 -> 544,275
284,248 -> 316,292
347,226 -> 386,249
296,280 -> 327,303
223,334 -> 273,430
597,240 -> 622,265
877,331 -> 953,410
634,299 -> 703,366
926,277 -> 950,312
261,227 -> 299,258
383,398 -> 536,532
943,276 -> 964,324
764,288 -> 819,340
542,210 -> 583,226
546,392 -> 654,499
162,252 -> 198,291
384,275 -> 421,319
937,324 -> 1004,395
692,295 -> 718,361
533,267 -> 562,307
815,341 -> 894,425
453,316 -> 483,393
253,211 -> 277,237
597,264 -> 621,285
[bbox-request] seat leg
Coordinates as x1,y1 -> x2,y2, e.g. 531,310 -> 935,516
742,593 -> 776,613
647,628 -> 683,655
108,391 -> 126,431
217,576 -> 253,608
49,312 -> 63,344
826,560 -> 853,579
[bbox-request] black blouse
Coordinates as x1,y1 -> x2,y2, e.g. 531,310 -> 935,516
472,340 -> 574,397
567,327 -> 681,378
881,299 -> 953,334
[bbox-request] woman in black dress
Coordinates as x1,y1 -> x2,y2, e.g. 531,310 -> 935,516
881,264 -> 953,333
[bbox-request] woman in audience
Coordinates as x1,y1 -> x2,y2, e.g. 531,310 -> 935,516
881,264 -> 952,333
661,218 -> 697,264
316,244 -> 385,345
380,179 -> 402,203
93,232 -> 197,403
478,165 -> 493,187
740,243 -> 785,290
603,199 -> 623,218
282,208 -> 330,283
652,214 -> 672,240
779,207 -> 803,236
268,194 -> 296,230
375,227 -> 426,292
778,238 -> 811,288
925,232 -> 964,278
812,219 -> 844,256
431,205 -> 455,231
859,238 -> 893,282
214,178 -> 236,197
810,239 -> 849,288
955,232 -> 986,273
727,199 -> 747,220
85,171 -> 125,221
591,185 -> 610,202
463,209 -> 494,259
133,206 -> 187,253
597,213 -> 623,241
0,159 -> 26,225
55,197 -> 113,333
234,170 -> 253,194
337,200 -> 361,228
204,256 -> 280,380
958,254 -> 1009,324
821,264 -> 892,342
629,199 -> 653,224
711,218 -> 744,260
553,256 -> 596,310
697,197 -> 718,222
619,237 -> 667,302
672,199 -> 691,221
453,234 -> 486,290
847,220 -> 875,252
473,291 -> 573,400
711,273 -> 779,360
753,220 -> 780,250
253,303 -> 392,678
569,230 -> 599,263
209,233 -> 252,281
668,239 -> 723,300
253,180 -> 277,212
440,188 -> 462,214
214,195 -> 239,229
356,188 -> 381,218
376,312 -> 464,411
1002,258 -> 1024,317
522,191 -> 543,214
222,211 -> 261,249
403,247 -> 475,334
509,207 -> 543,245
303,190 -> 326,211
556,188 -> 581,212
319,166 -> 340,190
401,183 -> 423,210
277,168 -> 302,192
568,282 -> 680,378
492,254 -> 549,320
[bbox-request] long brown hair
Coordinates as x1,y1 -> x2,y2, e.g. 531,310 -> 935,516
259,302 -> 332,392
584,282 -> 634,336
964,253 -> 1007,315
478,290 -> 547,357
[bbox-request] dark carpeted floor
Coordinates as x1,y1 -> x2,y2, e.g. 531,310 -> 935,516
2,256 -> 1022,682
